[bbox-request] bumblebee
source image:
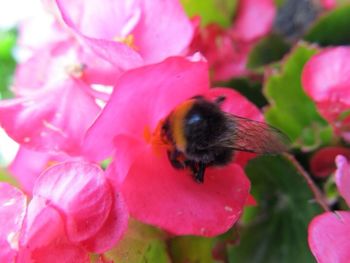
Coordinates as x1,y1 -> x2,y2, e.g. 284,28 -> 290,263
161,95 -> 289,183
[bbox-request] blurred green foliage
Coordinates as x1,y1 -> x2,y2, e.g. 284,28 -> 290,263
0,29 -> 16,99
247,34 -> 291,70
264,43 -> 333,151
105,220 -> 170,263
180,0 -> 237,27
229,155 -> 323,263
304,5 -> 350,45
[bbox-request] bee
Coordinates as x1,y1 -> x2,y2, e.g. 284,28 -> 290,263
161,95 -> 290,183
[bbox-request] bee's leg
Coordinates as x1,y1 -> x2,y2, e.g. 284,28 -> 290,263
167,150 -> 185,169
214,95 -> 226,106
195,162 -> 206,183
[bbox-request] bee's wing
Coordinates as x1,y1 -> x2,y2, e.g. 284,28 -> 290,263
221,114 -> 290,154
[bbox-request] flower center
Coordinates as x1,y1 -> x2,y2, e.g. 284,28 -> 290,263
114,34 -> 138,50
143,119 -> 171,154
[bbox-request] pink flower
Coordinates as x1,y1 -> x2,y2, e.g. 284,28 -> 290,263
308,155 -> 350,262
319,0 -> 336,10
54,0 -> 194,68
190,0 -> 276,81
0,162 -> 128,262
83,57 -> 265,236
0,183 -> 27,262
310,146 -> 350,178
0,37 -> 117,155
302,47 -> 350,142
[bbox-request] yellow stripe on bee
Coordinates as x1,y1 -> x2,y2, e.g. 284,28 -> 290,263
170,100 -> 195,152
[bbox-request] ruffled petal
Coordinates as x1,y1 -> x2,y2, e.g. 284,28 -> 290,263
335,155 -> 350,207
81,191 -> 128,253
33,162 -> 113,242
0,183 -> 27,262
308,211 -> 350,263
83,57 -> 209,161
19,196 -> 89,263
121,148 -> 250,236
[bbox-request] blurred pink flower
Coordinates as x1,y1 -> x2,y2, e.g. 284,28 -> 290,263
308,155 -> 350,262
310,146 -> 350,178
83,57 -> 265,236
302,47 -> 350,142
0,162 -> 128,262
54,0 -> 194,68
319,0 -> 336,10
190,0 -> 276,81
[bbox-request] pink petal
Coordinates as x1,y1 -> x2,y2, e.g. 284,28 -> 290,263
302,47 -> 350,141
55,0 -> 144,70
0,79 -> 100,155
335,155 -> 350,207
33,162 -> 113,242
83,57 -> 209,161
9,147 -> 51,194
310,147 -> 350,178
308,211 -> 350,263
302,47 -> 350,103
81,191 -> 128,253
231,0 -> 276,42
55,0 -> 193,65
131,0 -> 194,63
19,197 -> 89,263
206,88 -> 263,121
0,183 -> 27,261
121,148 -> 250,236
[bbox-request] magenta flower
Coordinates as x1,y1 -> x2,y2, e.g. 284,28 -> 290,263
308,155 -> 350,262
190,0 -> 276,81
0,162 -> 128,262
302,47 -> 350,142
83,57 -> 265,236
54,0 -> 194,68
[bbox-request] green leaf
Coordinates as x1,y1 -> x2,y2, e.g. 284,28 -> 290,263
229,155 -> 323,263
247,34 -> 291,69
304,5 -> 350,46
0,29 -> 16,99
169,236 -> 215,263
104,220 -> 170,263
264,43 -> 332,150
180,0 -> 237,27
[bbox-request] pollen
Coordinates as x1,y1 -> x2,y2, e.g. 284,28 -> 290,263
143,120 -> 170,155
114,34 -> 138,50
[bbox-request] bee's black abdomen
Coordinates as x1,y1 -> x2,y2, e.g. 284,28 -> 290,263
183,98 -> 234,165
